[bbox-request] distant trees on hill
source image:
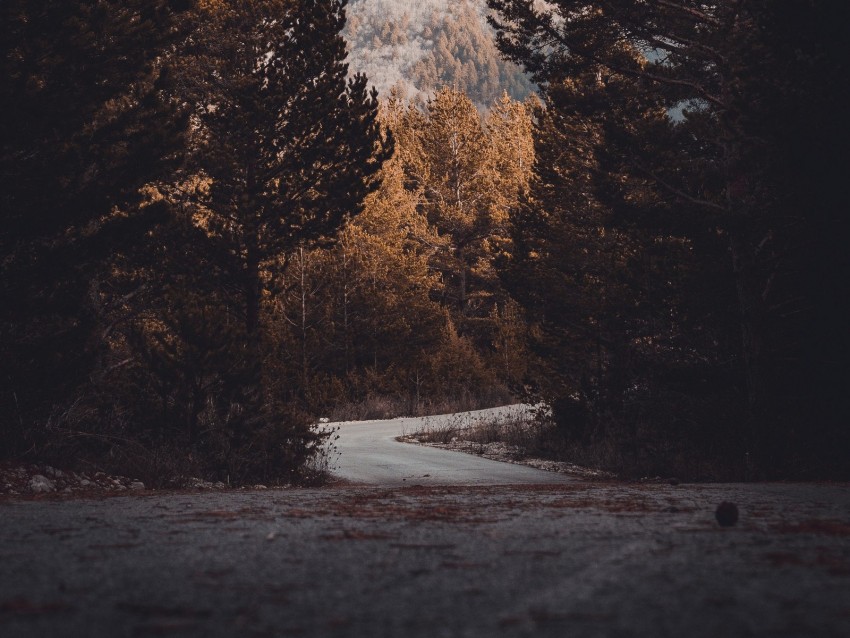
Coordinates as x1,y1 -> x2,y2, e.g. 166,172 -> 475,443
346,0 -> 534,107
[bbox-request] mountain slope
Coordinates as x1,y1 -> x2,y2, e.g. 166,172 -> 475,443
345,0 -> 534,108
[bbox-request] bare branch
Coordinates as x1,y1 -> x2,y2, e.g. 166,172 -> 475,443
635,164 -> 729,214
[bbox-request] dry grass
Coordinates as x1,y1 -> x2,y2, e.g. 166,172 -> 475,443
327,389 -> 512,422
408,407 -> 733,482
411,408 -> 567,459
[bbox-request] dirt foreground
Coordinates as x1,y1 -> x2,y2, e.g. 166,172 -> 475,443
2,481 -> 849,638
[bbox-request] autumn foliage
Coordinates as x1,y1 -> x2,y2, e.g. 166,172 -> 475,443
2,0 -> 846,483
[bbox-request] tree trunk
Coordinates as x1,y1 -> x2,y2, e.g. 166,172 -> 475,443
245,228 -> 260,339
244,160 -> 261,341
299,246 -> 309,401
457,246 -> 467,315
187,384 -> 202,445
730,232 -> 767,464
342,246 -> 351,374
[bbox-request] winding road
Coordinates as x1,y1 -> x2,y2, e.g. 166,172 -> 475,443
332,405 -> 573,485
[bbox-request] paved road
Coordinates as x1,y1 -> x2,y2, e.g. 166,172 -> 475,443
2,408 -> 849,637
2,483 -> 850,638
332,405 -> 573,486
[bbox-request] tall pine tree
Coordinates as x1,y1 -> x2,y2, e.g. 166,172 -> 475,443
185,0 -> 391,340
0,0 -> 190,455
488,0 -> 850,477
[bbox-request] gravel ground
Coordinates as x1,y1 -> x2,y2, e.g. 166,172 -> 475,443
0,463 -> 150,497
2,481 -> 850,638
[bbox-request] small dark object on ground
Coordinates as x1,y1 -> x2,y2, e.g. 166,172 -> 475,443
715,501 -> 739,527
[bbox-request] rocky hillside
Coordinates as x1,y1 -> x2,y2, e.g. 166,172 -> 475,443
344,0 -> 535,109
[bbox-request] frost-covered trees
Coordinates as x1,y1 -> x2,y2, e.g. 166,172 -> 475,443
345,0 -> 533,105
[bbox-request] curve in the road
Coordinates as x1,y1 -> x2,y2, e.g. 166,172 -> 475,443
331,405 -> 575,486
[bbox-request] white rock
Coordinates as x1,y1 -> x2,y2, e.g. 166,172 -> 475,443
253,484 -> 268,490
129,481 -> 145,491
79,479 -> 92,487
187,477 -> 217,489
29,475 -> 55,493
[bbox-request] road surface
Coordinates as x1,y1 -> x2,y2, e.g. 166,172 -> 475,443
332,405 -> 573,486
2,408 -> 849,638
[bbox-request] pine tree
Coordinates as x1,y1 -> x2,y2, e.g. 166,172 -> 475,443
131,0 -> 392,478
0,0 -> 190,454
486,92 -> 535,214
488,0 -> 850,477
402,87 -> 536,373
268,94 -> 445,412
186,0 -> 391,340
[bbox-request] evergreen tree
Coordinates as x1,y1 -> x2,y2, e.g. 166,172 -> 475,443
0,0 -> 190,454
268,95 -> 446,413
488,0 -> 850,477
503,69 -> 730,472
331,98 -> 443,382
186,0 -> 391,340
486,92 -> 535,215
401,87 -> 534,370
122,0 -> 392,479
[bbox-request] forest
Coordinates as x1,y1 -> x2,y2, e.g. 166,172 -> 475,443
344,0 -> 535,108
1,0 -> 847,485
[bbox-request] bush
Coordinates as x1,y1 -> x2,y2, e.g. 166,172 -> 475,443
23,376 -> 335,488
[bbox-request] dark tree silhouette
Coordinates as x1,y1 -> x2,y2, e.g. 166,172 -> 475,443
186,0 -> 391,340
1,0 -> 190,454
488,0 -> 849,477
